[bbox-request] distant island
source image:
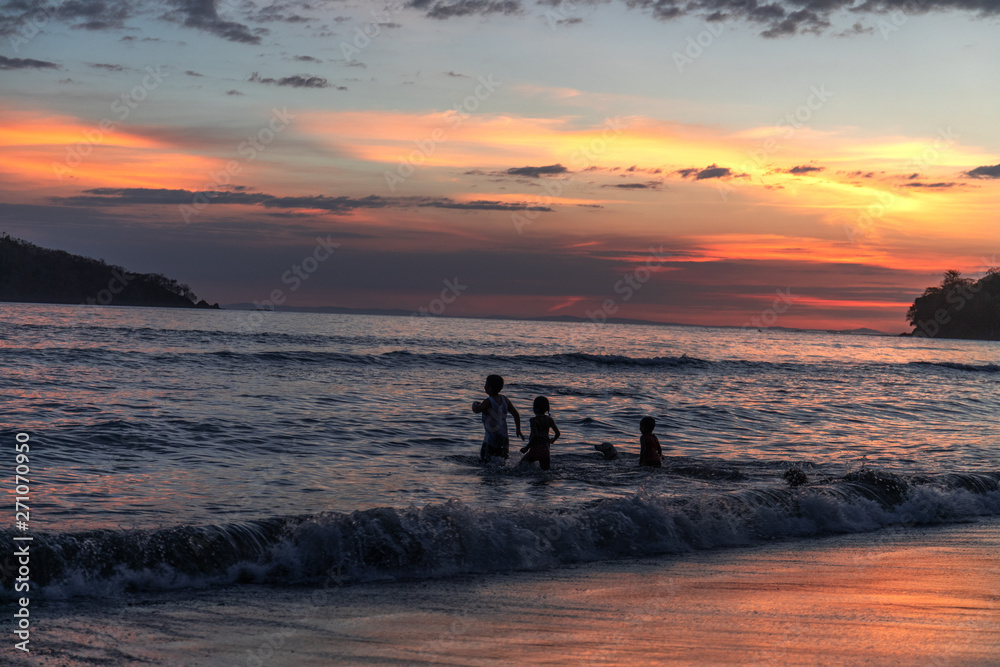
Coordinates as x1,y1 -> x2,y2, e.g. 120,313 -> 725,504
0,234 -> 219,309
906,269 -> 1000,340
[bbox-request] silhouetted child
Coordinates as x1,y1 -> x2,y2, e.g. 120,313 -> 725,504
472,374 -> 523,461
638,416 -> 662,468
519,396 -> 560,471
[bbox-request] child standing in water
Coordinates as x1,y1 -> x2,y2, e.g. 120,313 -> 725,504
638,416 -> 663,468
472,374 -> 523,461
519,396 -> 560,471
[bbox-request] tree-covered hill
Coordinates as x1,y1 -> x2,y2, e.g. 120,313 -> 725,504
0,234 -> 219,309
906,269 -> 1000,340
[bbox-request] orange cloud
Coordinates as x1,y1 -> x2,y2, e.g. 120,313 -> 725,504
297,111 -> 741,175
788,296 -> 912,310
678,234 -> 948,273
0,106 -> 231,195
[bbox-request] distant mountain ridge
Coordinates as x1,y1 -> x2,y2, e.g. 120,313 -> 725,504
0,234 -> 218,309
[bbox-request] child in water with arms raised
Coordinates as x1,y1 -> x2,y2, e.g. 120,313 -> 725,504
519,396 -> 560,471
472,374 -> 523,461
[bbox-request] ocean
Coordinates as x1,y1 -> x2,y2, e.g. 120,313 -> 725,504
2,303 -> 999,663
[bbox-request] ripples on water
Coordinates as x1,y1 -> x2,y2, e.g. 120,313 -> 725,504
2,304 -> 999,534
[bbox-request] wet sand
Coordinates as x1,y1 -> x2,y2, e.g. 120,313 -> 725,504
11,519 -> 1000,666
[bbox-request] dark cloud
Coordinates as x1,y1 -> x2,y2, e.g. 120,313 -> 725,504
444,70 -> 467,77
1,0 -> 998,43
0,1 -> 131,38
56,188 -> 274,207
678,164 -> 732,180
788,165 -> 824,174
423,199 -> 551,211
73,20 -> 124,30
249,72 -> 339,89
0,55 -> 58,70
251,4 -> 311,23
57,0 -> 132,30
263,194 -> 551,213
90,62 -> 129,71
965,163 -> 1000,179
506,164 -> 569,178
407,0 -> 1000,38
407,0 -> 522,19
603,182 -> 658,189
167,0 -> 261,44
834,21 -> 874,37
294,55 -> 321,62
52,188 -> 554,213
901,182 -> 958,188
225,89 -> 243,95
185,69 -> 204,76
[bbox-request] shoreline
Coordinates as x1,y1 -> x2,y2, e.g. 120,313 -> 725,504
9,518 -> 999,666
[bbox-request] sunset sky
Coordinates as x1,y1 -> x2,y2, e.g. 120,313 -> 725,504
2,0 -> 999,332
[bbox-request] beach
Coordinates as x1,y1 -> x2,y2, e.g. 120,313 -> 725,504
12,518 -> 998,666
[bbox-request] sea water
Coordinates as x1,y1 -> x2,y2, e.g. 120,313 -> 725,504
2,303 -> 999,598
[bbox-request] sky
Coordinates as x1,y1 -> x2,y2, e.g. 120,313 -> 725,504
1,0 -> 999,332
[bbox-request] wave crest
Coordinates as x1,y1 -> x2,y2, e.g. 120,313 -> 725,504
9,470 -> 999,599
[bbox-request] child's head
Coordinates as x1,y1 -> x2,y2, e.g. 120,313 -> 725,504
533,396 -> 550,415
639,416 -> 656,434
484,374 -> 504,394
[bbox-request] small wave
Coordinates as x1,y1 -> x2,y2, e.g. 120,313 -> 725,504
8,469 -> 999,599
548,352 -> 707,367
909,361 -> 1000,373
